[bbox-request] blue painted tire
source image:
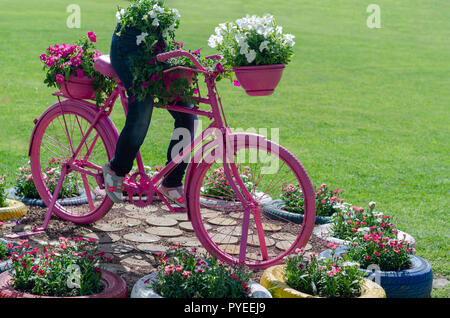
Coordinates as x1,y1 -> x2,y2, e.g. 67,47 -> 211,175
319,247 -> 433,298
262,200 -> 330,225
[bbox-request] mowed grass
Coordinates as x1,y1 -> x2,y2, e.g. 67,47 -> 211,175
0,0 -> 448,296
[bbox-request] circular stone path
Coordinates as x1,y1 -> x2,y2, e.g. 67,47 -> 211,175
123,232 -> 160,243
145,227 -> 184,237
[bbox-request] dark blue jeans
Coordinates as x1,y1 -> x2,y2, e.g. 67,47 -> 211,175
109,24 -> 197,188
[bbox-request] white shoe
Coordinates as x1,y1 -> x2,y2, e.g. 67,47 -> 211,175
158,185 -> 185,208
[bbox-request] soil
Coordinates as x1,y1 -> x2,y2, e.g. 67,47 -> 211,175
0,202 -> 330,294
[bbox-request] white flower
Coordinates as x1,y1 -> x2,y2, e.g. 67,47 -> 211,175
235,33 -> 246,46
136,32 -> 148,46
259,40 -> 269,52
276,26 -> 283,34
148,10 -> 157,19
152,18 -> 159,27
172,8 -> 181,20
239,42 -> 249,55
245,49 -> 257,63
283,34 -> 296,47
153,4 -> 165,14
168,23 -> 176,31
116,9 -> 125,23
207,34 -> 223,48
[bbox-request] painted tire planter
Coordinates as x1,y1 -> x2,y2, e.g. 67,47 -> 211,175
0,199 -> 28,221
262,199 -> 330,224
200,191 -> 272,212
0,239 -> 20,273
0,269 -> 127,298
7,187 -> 95,208
260,265 -> 386,298
233,64 -> 285,96
131,272 -> 272,298
319,246 -> 433,298
313,223 -> 416,249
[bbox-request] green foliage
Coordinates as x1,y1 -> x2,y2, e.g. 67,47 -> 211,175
15,159 -> 80,199
330,202 -> 397,241
284,248 -> 364,298
280,183 -> 345,216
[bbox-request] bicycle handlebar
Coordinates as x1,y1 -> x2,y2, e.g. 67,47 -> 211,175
157,50 -> 206,72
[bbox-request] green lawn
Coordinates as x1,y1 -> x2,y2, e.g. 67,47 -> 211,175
0,0 -> 448,297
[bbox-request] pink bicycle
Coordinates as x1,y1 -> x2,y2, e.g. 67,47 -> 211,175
13,50 -> 316,269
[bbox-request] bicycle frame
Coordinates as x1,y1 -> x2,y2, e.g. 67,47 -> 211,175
9,51 -> 260,239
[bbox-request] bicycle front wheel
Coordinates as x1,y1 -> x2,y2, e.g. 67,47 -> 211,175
188,134 -> 316,269
29,100 -> 117,224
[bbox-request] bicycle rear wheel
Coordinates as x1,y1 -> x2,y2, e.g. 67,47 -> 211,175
29,100 -> 116,224
188,134 -> 316,269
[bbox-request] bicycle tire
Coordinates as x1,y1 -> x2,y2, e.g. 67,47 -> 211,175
29,100 -> 117,224
188,133 -> 316,269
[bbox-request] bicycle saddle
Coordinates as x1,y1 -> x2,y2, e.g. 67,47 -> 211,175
94,55 -> 118,79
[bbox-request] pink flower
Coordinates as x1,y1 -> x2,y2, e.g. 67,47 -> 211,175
182,271 -> 192,278
141,81 -> 148,89
215,63 -> 224,72
193,49 -> 201,56
87,31 -> 97,42
352,206 -> 364,213
148,58 -> 156,65
45,57 -> 56,67
150,74 -> 160,82
40,54 -> 47,62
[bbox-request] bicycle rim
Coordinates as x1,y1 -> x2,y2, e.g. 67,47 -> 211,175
188,134 -> 316,269
30,102 -> 115,223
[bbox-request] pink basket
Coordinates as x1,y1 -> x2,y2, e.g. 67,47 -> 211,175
59,76 -> 96,100
233,64 -> 285,96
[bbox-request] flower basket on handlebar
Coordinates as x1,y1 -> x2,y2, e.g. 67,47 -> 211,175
59,75 -> 96,100
163,69 -> 196,91
233,64 -> 285,96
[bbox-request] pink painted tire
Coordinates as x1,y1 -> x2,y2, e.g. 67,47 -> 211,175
29,99 -> 118,224
188,133 -> 316,269
0,269 -> 127,298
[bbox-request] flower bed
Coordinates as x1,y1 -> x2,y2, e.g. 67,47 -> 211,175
262,183 -> 345,224
11,159 -> 94,207
200,167 -> 272,210
312,202 -> 416,248
319,235 -> 433,298
260,248 -> 385,298
0,237 -> 126,297
134,246 -> 271,298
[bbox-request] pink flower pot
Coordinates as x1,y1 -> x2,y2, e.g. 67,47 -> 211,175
163,70 -> 196,99
59,75 -> 96,100
232,64 -> 285,96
